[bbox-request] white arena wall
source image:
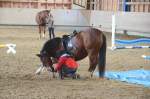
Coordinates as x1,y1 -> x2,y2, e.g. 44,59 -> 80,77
0,8 -> 90,26
91,11 -> 150,37
0,8 -> 150,37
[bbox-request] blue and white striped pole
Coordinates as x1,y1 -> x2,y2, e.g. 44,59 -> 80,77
115,46 -> 150,49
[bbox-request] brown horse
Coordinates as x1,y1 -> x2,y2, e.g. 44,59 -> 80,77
35,10 -> 50,39
36,28 -> 106,78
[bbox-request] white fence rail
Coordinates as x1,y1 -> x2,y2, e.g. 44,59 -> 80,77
0,8 -> 150,37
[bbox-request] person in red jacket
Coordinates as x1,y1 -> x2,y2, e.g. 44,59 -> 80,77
54,50 -> 79,79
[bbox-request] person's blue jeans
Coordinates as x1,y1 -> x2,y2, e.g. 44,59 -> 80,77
48,27 -> 55,39
59,65 -> 77,79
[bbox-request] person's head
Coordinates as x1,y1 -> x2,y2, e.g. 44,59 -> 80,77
73,30 -> 77,34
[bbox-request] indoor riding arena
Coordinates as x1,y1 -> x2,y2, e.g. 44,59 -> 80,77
0,0 -> 150,99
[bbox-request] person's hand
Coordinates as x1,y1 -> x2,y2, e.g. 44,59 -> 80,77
54,67 -> 57,72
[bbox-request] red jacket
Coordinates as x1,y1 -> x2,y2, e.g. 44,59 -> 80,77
55,56 -> 78,71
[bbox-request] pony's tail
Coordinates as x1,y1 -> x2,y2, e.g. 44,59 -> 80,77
98,34 -> 106,78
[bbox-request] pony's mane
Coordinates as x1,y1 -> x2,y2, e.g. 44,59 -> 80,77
41,37 -> 62,56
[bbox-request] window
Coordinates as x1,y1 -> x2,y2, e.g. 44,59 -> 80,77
126,0 -> 131,2
124,0 -> 131,12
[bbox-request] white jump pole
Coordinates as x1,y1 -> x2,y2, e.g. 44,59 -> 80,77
0,43 -> 16,54
111,14 -> 116,50
110,15 -> 150,50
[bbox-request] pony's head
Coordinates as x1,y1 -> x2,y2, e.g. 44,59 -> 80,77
36,37 -> 63,72
36,51 -> 53,69
36,51 -> 55,75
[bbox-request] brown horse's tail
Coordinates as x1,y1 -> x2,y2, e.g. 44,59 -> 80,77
98,34 -> 106,78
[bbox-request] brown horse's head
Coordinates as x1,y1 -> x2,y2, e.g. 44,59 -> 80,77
36,10 -> 50,25
44,10 -> 50,17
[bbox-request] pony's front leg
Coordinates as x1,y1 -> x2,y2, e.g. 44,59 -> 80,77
41,26 -> 45,39
89,71 -> 94,78
46,66 -> 56,78
39,26 -> 42,39
35,64 -> 44,75
43,26 -> 46,38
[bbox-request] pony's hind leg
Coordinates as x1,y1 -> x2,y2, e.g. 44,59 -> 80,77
88,51 -> 98,77
41,26 -> 46,39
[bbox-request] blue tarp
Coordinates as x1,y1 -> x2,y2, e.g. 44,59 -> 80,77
143,56 -> 150,60
115,38 -> 150,44
95,69 -> 150,87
